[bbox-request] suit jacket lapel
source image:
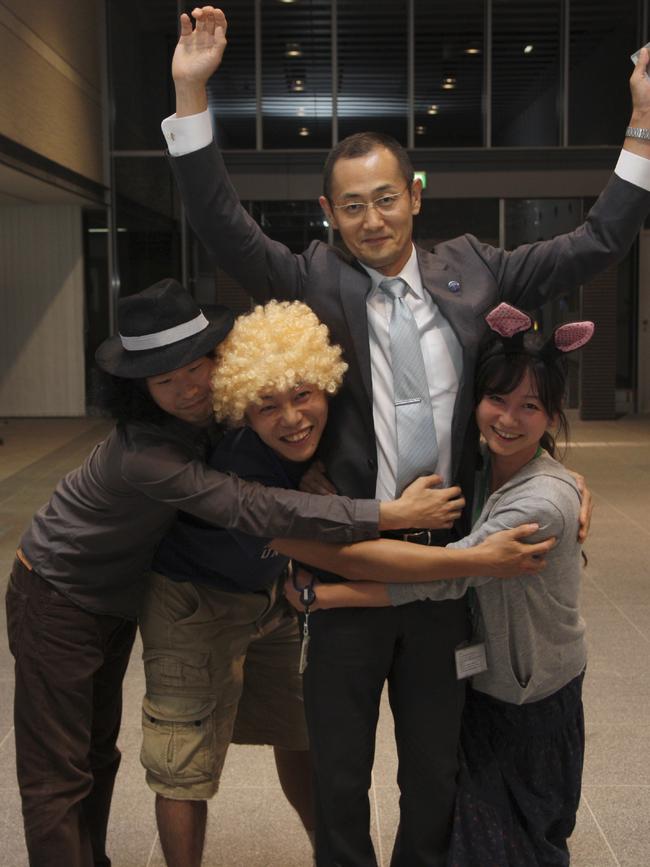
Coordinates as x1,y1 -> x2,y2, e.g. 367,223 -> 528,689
339,263 -> 374,405
417,246 -> 481,482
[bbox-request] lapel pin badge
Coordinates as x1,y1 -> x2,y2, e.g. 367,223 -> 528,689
447,280 -> 461,293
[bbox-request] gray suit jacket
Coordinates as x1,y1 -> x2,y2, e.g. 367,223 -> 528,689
171,142 -> 650,520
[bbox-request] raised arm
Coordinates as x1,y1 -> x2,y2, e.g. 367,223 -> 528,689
165,7 -> 308,302
172,6 -> 227,117
476,49 -> 650,310
625,46 -> 650,159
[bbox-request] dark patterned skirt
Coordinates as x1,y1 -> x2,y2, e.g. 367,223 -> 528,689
448,672 -> 585,867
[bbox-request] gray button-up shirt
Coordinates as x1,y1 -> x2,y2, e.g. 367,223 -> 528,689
20,417 -> 379,619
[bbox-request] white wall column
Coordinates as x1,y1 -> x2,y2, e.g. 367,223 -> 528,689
0,205 -> 85,417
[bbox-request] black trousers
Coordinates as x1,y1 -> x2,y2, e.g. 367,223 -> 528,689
303,597 -> 470,867
6,559 -> 136,867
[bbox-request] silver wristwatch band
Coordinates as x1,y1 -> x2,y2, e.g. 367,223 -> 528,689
625,126 -> 650,141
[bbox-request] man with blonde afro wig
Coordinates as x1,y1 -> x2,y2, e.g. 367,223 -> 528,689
213,299 -> 347,426
138,300 -> 347,867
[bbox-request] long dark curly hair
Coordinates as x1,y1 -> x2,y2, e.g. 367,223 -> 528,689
90,368 -> 168,426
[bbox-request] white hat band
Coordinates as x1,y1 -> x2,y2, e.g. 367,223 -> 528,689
119,312 -> 209,351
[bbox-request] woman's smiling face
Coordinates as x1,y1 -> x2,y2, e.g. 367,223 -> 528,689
476,369 -> 554,465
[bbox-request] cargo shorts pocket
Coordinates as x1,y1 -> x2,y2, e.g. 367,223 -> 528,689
141,648 -> 216,786
141,699 -> 217,786
143,648 -> 211,695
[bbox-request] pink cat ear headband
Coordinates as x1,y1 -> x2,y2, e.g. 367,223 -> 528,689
485,302 -> 594,357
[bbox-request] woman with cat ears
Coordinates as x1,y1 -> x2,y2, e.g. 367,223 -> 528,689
278,302 -> 595,866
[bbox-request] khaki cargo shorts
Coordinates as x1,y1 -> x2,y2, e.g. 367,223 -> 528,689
139,571 -> 308,800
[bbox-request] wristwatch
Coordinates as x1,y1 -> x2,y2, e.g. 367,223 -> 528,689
625,126 -> 650,140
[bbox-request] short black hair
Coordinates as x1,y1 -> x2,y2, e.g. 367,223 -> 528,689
322,131 -> 414,201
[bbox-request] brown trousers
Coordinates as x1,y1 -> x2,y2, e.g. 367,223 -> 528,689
6,558 -> 136,867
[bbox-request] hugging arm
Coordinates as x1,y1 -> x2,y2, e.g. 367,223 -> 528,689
279,495 -> 565,611
274,511 -> 554,585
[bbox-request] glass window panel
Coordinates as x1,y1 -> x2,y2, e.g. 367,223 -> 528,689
504,197 -> 582,248
261,0 -> 332,149
338,0 -> 408,143
109,0 -> 179,150
492,0 -> 562,146
414,0 -> 484,147
504,196 -> 583,401
208,0 -> 256,148
249,200 -> 329,251
415,198 -> 499,246
113,157 -> 182,296
189,200 -> 328,312
569,0 -> 640,145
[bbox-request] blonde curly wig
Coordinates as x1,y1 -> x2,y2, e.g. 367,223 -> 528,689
212,300 -> 348,423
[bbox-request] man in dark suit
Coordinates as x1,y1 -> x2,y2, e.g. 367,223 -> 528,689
162,8 -> 650,865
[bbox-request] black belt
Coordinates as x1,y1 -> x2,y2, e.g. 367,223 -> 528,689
381,528 -> 453,547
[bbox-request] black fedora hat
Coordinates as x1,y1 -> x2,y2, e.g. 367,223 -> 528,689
95,278 -> 234,378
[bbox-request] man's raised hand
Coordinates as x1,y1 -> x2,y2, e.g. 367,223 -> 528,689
173,7 -> 228,116
626,46 -> 650,156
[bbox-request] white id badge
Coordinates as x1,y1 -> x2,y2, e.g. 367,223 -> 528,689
298,633 -> 310,674
454,642 -> 488,680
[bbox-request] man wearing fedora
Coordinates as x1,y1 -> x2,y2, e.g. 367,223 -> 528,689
5,279 -> 459,867
162,8 -> 650,867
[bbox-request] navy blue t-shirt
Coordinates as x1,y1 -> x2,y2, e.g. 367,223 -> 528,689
152,426 -> 306,593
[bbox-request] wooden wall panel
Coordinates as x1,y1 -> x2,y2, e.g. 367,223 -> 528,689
0,205 -> 85,416
0,1 -> 103,184
3,0 -> 102,90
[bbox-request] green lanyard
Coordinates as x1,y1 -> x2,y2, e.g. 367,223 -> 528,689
472,454 -> 491,527
473,444 -> 544,525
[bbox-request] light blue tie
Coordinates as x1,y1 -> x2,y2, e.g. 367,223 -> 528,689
380,277 -> 438,495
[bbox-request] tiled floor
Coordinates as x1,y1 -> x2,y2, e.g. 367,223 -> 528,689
1,413 -> 650,865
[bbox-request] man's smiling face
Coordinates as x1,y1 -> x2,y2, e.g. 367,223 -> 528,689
245,384 -> 328,463
319,146 -> 422,277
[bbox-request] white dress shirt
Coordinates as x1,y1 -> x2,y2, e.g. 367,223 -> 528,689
361,249 -> 461,498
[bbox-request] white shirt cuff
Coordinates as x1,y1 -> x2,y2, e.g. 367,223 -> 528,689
615,148 -> 650,191
161,110 -> 213,156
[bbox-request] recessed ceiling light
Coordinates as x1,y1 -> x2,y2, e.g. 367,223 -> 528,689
442,76 -> 456,90
427,104 -> 439,115
290,79 -> 305,92
465,47 -> 481,55
285,42 -> 302,58
299,127 -> 310,136
416,125 -> 426,135
524,44 -> 534,54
